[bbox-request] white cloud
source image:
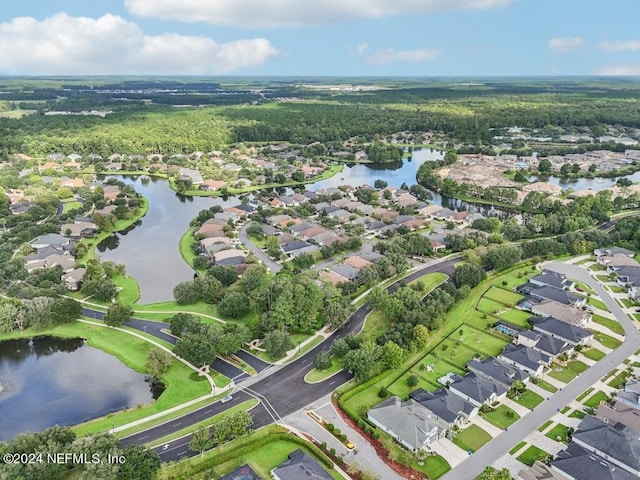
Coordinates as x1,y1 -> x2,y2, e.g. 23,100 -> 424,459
356,42 -> 369,56
594,64 -> 640,76
125,0 -> 514,28
548,37 -> 583,53
599,40 -> 640,52
0,13 -> 278,75
366,48 -> 440,65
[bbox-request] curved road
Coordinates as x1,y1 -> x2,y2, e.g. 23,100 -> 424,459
441,262 -> 640,480
118,257 -> 460,460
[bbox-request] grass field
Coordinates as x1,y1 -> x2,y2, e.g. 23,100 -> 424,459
621,298 -> 636,308
592,314 -> 624,335
435,340 -> 481,369
446,326 -> 508,357
546,424 -> 570,443
483,286 -> 524,306
407,272 -> 449,298
498,309 -> 531,327
533,379 -> 558,393
548,361 -> 588,383
390,371 -> 438,398
517,445 -> 550,466
62,200 -> 83,213
513,390 -> 544,409
482,405 -> 520,429
588,298 -> 610,312
422,455 -> 451,480
415,355 -> 465,386
584,390 -> 609,408
595,332 -> 623,349
608,370 -> 630,389
477,298 -> 507,315
452,425 -> 492,452
581,347 -> 606,361
361,310 -> 391,343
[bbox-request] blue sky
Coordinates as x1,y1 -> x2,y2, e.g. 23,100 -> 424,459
0,0 -> 638,76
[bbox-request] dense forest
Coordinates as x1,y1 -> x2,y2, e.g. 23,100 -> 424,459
0,78 -> 639,155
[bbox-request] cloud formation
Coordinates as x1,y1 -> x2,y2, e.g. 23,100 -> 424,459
0,13 -> 278,74
548,37 -> 583,53
366,48 -> 440,65
594,64 -> 640,76
125,0 -> 514,28
599,40 -> 640,52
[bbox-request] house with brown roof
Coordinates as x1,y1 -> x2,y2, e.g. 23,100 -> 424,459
344,255 -> 373,270
200,179 -> 226,191
60,178 -> 85,188
196,223 -> 225,238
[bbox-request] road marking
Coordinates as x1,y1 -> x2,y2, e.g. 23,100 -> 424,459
329,380 -> 336,385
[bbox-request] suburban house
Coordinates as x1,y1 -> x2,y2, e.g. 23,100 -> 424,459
200,179 -> 226,191
530,300 -> 590,327
30,233 -> 70,250
498,344 -> 549,376
529,270 -> 574,290
178,168 -> 204,185
220,464 -> 260,480
367,397 -> 444,451
271,449 -> 333,480
60,222 -> 98,238
448,373 -> 508,408
25,253 -> 76,273
61,268 -> 86,291
616,381 -> 640,410
328,263 -> 361,283
531,316 -> 593,346
409,388 -> 479,430
596,402 -> 640,431
594,247 -> 635,258
280,240 -> 319,258
466,357 -> 530,389
517,329 -> 575,359
570,416 -> 640,477
518,286 -> 586,309
549,443 -> 637,480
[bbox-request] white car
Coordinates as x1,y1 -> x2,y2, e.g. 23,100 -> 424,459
221,395 -> 233,404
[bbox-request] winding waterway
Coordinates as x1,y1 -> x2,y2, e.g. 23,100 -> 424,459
0,336 -> 156,441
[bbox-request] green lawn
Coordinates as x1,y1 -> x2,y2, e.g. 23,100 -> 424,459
608,370 -> 630,389
621,298 -> 636,308
477,298 -> 507,315
178,227 -> 206,272
416,355 -> 465,386
575,387 -> 594,402
517,445 -> 550,467
482,405 -> 520,429
422,455 -> 451,480
452,425 -> 492,452
113,275 -> 140,304
596,274 -> 612,282
560,406 -> 570,414
595,332 -> 623,349
447,326 -> 508,357
509,441 -> 527,455
567,360 -> 589,374
588,298 -> 610,312
533,379 -> 558,393
408,272 -> 449,298
390,371 -> 439,398
361,309 -> 391,343
575,258 -> 593,265
581,347 -> 606,361
569,410 -> 586,419
305,357 -> 342,383
545,424 -> 570,443
435,340 -> 481,369
513,390 -> 544,409
548,366 -> 577,383
483,286 -> 524,307
498,309 -> 531,327
62,200 -> 82,213
537,420 -> 553,432
609,285 -> 628,294
583,390 -> 609,408
592,314 -> 624,335
589,264 -> 606,272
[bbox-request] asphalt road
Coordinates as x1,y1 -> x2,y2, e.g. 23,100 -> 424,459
118,257 -> 461,461
441,262 -> 640,480
238,223 -> 282,273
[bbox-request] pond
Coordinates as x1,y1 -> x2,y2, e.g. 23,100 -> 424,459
529,169 -> 640,191
0,336 -> 158,441
97,175 -> 236,304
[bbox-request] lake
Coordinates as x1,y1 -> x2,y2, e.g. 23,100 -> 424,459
0,336 -> 156,441
529,170 -> 640,191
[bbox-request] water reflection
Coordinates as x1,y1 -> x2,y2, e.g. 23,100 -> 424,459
0,336 -> 157,441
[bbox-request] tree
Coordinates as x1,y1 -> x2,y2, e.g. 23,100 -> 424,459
571,163 -> 581,174
146,348 -> 173,378
168,313 -> 199,336
218,291 -> 251,318
81,277 -> 117,302
0,302 -> 23,333
314,351 -> 332,371
50,298 -> 82,325
560,163 -> 571,177
452,263 -> 486,288
173,280 -> 200,305
484,246 -> 522,272
323,298 -> 353,330
174,329 -> 218,368
263,329 -> 293,359
22,296 -> 55,330
104,302 -> 133,327
477,466 -> 513,480
412,324 -> 430,350
330,337 -> 351,359
538,158 -> 552,173
207,265 -> 238,286
588,163 -> 598,173
381,341 -> 404,369
117,446 -> 161,480
189,427 -> 213,457
374,179 -> 388,189
513,170 -> 527,182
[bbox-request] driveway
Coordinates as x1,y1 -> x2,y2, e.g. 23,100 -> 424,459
238,223 -> 281,273
441,262 -> 640,480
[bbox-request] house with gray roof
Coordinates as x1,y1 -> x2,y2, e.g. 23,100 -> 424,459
409,388 -> 478,430
571,416 -> 640,476
531,316 -> 593,345
530,300 -> 590,327
62,268 -> 86,291
280,240 -> 319,258
271,449 -> 333,480
529,270 -> 574,290
498,344 -> 549,376
30,234 -> 69,250
550,443 -> 637,480
448,373 -> 508,408
519,285 -> 586,308
220,464 -> 260,480
178,167 -> 203,185
330,263 -> 360,282
616,381 -> 640,410
594,247 -> 635,258
367,397 -> 444,452
467,357 -> 529,389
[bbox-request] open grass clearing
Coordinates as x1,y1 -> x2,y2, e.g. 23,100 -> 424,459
452,424 -> 492,452
609,285 -> 628,294
421,455 -> 451,480
513,389 -> 544,409
591,314 -> 624,335
595,332 -> 623,349
407,272 -> 448,298
446,325 -> 508,357
498,308 -> 531,327
390,371 -> 439,398
414,355 -> 465,387
62,200 -> 83,213
567,360 -> 589,374
548,366 -> 577,383
517,445 -> 550,467
482,405 -> 519,429
435,340 -> 481,369
483,286 -> 524,306
360,309 -> 391,343
477,298 -> 507,315
589,264 -> 606,272
583,390 -> 609,408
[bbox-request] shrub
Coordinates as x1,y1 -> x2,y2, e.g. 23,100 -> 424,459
378,386 -> 390,398
407,374 -> 419,387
